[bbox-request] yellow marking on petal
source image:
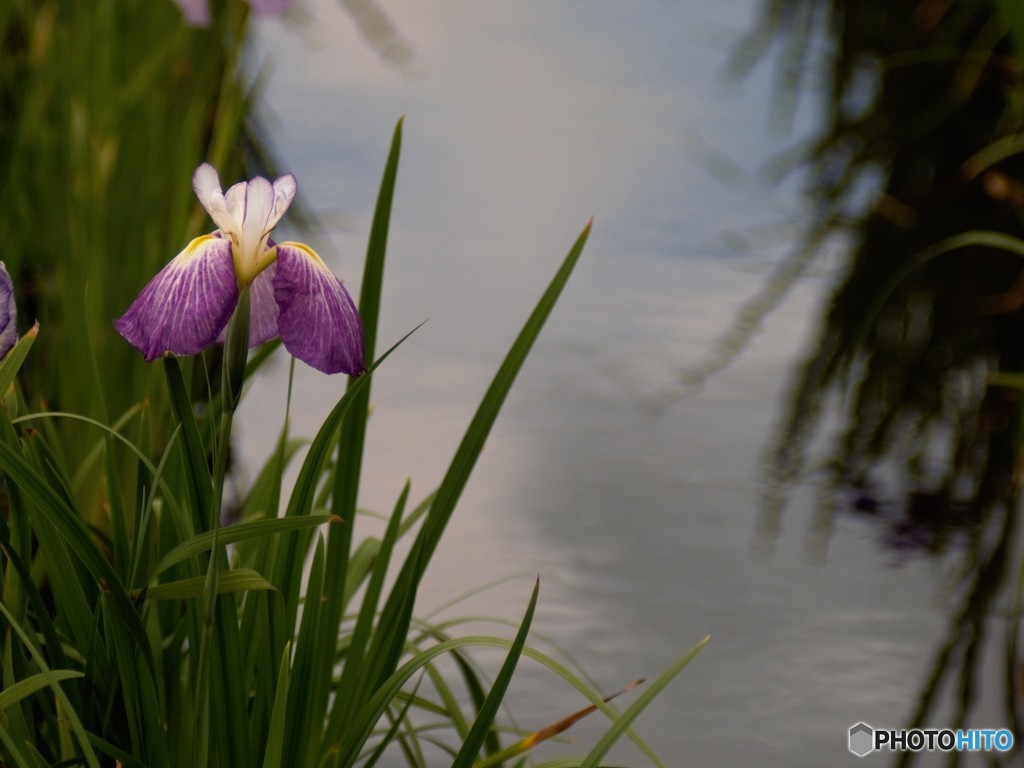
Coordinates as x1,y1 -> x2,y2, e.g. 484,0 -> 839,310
248,245 -> 279,285
278,241 -> 328,269
182,234 -> 221,261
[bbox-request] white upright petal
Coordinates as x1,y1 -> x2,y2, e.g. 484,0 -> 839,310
235,176 -> 276,283
223,181 -> 247,231
268,173 -> 297,232
193,164 -> 237,236
192,164 -> 299,287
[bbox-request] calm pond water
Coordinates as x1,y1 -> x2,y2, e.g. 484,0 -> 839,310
238,1 -> 1020,764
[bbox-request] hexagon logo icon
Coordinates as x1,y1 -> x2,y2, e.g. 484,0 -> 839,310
849,722 -> 875,757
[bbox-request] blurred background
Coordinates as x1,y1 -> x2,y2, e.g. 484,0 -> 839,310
6,0 -> 1024,764
241,0 -> 1024,763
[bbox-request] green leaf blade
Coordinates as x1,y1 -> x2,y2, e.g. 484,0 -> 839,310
451,579 -> 540,768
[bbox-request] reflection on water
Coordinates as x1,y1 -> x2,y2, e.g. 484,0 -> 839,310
742,0 -> 1024,759
250,0 -> 1024,763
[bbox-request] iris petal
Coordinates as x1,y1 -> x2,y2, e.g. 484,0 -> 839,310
214,261 -> 280,346
273,243 -> 365,375
0,262 -> 16,359
224,181 -> 247,231
115,235 -> 237,362
234,176 -> 275,283
193,164 -> 237,236
248,262 -> 280,346
268,174 -> 297,232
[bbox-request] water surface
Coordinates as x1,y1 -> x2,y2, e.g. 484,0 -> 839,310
240,1 -> 1017,763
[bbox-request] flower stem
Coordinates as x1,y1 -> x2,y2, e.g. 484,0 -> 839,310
222,286 -> 251,416
194,287 -> 251,764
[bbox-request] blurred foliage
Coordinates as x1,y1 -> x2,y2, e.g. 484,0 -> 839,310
737,0 -> 1024,552
0,0 -> 252,512
733,0 -> 1024,757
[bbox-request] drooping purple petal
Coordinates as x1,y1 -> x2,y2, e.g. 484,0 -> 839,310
214,260 -> 280,347
0,262 -> 17,359
248,261 -> 280,346
273,243 -> 364,375
115,236 -> 238,362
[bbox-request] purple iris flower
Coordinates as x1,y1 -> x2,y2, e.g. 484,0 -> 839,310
173,0 -> 294,26
115,164 -> 364,375
0,263 -> 16,359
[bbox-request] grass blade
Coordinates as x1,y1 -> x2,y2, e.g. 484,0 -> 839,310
418,219 -> 590,565
0,671 -> 83,711
163,356 -> 211,535
153,514 -> 338,577
335,636 -> 538,765
579,635 -> 710,768
0,323 -> 37,398
280,535 -> 328,765
361,674 -> 424,768
262,642 -> 293,768
366,221 -> 591,699
314,117 -> 404,756
0,433 -> 150,654
327,483 -> 410,742
143,568 -> 277,600
473,680 -> 645,768
268,323 -> 420,650
451,579 -> 539,768
0,602 -> 101,768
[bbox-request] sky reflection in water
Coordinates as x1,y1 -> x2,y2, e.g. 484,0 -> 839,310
237,1 -> 1017,763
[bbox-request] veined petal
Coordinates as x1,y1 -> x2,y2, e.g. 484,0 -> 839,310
269,173 -> 297,232
273,242 -> 364,375
236,176 -> 276,283
115,236 -> 237,362
224,180 -> 247,229
0,262 -> 17,359
193,164 -> 238,236
248,261 -> 280,346
214,261 -> 280,347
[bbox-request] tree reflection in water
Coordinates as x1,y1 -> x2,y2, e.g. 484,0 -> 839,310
727,0 -> 1024,760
